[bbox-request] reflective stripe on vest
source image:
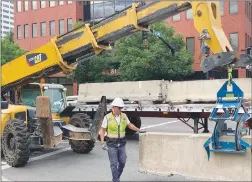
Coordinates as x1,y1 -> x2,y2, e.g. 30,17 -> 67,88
106,112 -> 128,138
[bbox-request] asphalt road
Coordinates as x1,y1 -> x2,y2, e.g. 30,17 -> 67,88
0,117 -> 242,181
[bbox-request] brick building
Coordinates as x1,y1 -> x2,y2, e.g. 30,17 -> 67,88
166,0 -> 252,79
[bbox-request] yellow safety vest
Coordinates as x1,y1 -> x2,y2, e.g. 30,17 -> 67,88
106,112 -> 128,138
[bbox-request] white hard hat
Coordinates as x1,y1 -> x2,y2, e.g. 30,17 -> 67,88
111,97 -> 124,108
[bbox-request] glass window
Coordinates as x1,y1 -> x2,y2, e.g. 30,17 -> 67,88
24,24 -> 28,38
59,1 -> 64,5
17,25 -> 21,39
104,1 -> 115,17
40,1 -> 46,8
49,1 -> 55,7
230,33 -> 238,51
67,18 -> 73,31
186,9 -> 193,19
126,1 -> 135,8
115,1 -> 126,12
17,1 -> 21,12
186,37 -> 195,55
172,14 -> 180,21
67,1 -> 73,4
50,21 -> 55,36
92,2 -> 104,19
59,19 -> 64,35
32,23 -> 37,37
3,9 -> 9,13
41,22 -> 46,36
230,0 -> 238,14
32,0 -> 37,10
24,1 -> 28,11
220,0 -> 224,16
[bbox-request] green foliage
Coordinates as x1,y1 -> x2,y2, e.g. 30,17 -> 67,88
1,31 -> 27,66
73,22 -> 194,83
73,21 -> 85,29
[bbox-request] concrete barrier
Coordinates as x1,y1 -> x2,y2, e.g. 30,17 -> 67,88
165,78 -> 252,103
77,78 -> 252,103
78,80 -> 165,102
138,132 -> 251,181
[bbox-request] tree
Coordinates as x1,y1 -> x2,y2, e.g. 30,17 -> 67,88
72,22 -> 194,83
1,31 -> 27,66
116,22 -> 194,81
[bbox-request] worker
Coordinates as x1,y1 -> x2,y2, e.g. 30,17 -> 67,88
99,97 -> 146,182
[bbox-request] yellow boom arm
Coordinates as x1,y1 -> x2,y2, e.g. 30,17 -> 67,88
1,1 -> 237,94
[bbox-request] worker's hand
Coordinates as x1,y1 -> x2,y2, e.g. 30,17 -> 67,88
139,129 -> 146,133
101,143 -> 108,151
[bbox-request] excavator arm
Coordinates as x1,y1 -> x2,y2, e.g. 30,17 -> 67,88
2,1 -> 250,95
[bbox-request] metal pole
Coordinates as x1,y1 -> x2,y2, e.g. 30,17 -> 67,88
194,118 -> 199,134
203,118 -> 210,133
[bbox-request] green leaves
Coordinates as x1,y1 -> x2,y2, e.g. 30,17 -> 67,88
1,31 -> 27,66
73,22 -> 194,83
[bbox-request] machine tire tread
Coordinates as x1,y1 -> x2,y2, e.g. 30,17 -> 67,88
69,113 -> 95,154
2,119 -> 31,167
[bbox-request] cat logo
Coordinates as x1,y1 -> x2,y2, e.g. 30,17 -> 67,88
26,53 -> 47,66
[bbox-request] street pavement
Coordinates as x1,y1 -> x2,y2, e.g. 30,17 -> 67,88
0,117 -> 242,181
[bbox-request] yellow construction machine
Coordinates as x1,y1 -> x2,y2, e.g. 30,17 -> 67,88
1,1 -> 251,167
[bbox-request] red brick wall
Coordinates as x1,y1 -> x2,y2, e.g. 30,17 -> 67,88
166,1 -> 248,77
14,1 -> 83,51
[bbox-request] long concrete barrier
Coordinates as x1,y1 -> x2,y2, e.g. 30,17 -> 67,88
138,133 -> 251,181
77,78 -> 251,103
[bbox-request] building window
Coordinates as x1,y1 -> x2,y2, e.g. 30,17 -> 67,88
50,21 -> 55,36
220,0 -> 224,16
186,9 -> 193,19
17,25 -> 21,39
104,1 -> 115,17
59,19 -> 64,35
40,1 -> 46,8
17,1 -> 22,12
41,22 -> 46,36
67,18 -> 73,31
32,23 -> 37,37
24,24 -> 28,38
59,1 -> 64,5
230,33 -> 238,51
49,1 -> 56,7
229,0 -> 238,14
67,1 -> 73,4
186,37 -> 195,55
24,1 -> 28,11
32,0 -> 37,10
172,14 -> 180,21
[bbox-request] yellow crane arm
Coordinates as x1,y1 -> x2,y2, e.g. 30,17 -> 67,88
1,1 -> 243,94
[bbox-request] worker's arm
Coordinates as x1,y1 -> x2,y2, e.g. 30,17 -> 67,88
99,117 -> 107,145
126,116 -> 146,133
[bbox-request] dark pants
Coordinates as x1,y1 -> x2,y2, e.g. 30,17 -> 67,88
107,138 -> 127,182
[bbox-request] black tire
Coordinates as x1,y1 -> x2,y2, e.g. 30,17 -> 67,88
126,117 -> 142,136
2,119 -> 31,167
69,113 -> 95,154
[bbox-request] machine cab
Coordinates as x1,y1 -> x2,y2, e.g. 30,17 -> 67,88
19,83 -> 67,114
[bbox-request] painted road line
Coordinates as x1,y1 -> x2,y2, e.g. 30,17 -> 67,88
2,147 -> 71,171
141,120 -> 179,129
2,176 -> 10,181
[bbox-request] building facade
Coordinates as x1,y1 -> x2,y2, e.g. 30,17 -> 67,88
166,0 -> 252,79
1,0 -> 14,38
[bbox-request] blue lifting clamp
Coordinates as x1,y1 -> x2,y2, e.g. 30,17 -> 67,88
203,67 -> 251,160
